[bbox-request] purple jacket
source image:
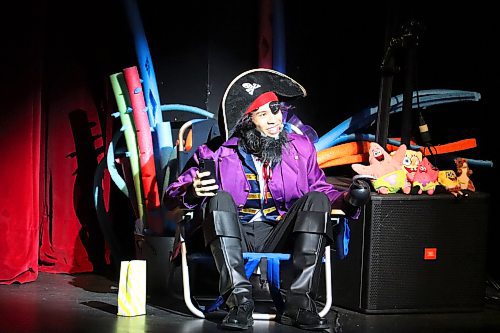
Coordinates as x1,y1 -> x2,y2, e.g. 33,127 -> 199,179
165,133 -> 346,216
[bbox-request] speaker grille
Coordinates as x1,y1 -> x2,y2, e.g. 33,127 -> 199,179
333,193 -> 489,313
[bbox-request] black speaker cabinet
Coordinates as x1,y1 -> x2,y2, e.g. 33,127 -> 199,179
332,192 -> 490,313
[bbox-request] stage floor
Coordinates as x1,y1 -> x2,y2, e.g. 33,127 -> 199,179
1,272 -> 500,333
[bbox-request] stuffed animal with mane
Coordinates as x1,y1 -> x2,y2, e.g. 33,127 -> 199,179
455,157 -> 475,191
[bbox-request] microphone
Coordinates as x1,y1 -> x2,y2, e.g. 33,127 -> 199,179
345,175 -> 373,207
418,113 -> 432,145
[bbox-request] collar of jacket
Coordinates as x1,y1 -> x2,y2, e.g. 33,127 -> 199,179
221,133 -> 296,149
237,144 -> 258,174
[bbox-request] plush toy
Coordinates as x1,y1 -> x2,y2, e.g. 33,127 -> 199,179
401,149 -> 423,194
412,157 -> 439,195
438,170 -> 465,197
352,142 -> 407,194
455,157 -> 475,191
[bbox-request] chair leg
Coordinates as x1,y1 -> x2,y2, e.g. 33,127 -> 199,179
180,238 -> 205,318
318,245 -> 332,318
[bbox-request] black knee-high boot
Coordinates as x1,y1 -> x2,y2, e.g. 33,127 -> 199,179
210,235 -> 253,308
278,211 -> 330,331
204,209 -> 254,330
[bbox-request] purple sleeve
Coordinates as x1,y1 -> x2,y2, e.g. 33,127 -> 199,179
303,139 -> 343,203
302,138 -> 360,219
164,145 -> 212,209
164,166 -> 198,209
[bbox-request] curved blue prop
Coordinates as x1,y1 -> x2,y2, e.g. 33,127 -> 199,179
160,104 -> 214,118
329,133 -> 421,150
94,159 -> 126,267
444,157 -> 494,168
122,0 -> 162,129
107,131 -> 129,197
159,105 -> 214,177
315,89 -> 481,151
123,0 -> 174,193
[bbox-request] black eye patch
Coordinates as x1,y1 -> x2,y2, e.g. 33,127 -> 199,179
269,101 -> 281,114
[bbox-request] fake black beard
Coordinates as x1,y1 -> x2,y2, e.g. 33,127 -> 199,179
239,128 -> 289,166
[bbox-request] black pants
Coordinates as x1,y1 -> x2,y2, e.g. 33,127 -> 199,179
198,190 -> 333,254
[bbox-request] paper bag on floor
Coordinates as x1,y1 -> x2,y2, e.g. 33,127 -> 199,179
117,260 -> 146,316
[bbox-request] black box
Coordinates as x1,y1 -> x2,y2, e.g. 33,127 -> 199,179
332,192 -> 490,313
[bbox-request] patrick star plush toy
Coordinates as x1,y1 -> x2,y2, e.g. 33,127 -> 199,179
412,157 -> 439,195
352,142 -> 407,194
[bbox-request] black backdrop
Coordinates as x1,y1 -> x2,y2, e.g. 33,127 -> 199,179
137,1 -> 499,279
5,1 -> 498,278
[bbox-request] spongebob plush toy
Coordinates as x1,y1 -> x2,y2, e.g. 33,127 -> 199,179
438,170 -> 465,197
401,150 -> 423,194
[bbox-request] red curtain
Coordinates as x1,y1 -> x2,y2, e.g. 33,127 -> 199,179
0,1 -> 120,284
37,67 -> 109,275
0,37 -> 42,284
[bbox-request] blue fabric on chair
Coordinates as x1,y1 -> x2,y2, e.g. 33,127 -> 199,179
243,253 -> 291,289
204,252 -> 291,313
334,217 -> 350,260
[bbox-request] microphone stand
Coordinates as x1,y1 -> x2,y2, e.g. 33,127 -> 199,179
375,20 -> 422,149
401,21 -> 421,147
375,37 -> 399,148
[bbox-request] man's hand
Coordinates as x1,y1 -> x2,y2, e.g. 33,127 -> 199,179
192,170 -> 219,197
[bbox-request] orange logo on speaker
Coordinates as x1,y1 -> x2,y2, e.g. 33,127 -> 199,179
424,248 -> 437,260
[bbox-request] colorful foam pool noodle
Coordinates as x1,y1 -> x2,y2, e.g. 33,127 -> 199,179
319,154 -> 367,169
122,0 -> 161,129
317,141 -> 371,166
389,138 -> 477,155
318,138 -> 478,169
109,73 -> 144,221
122,0 -> 174,195
123,66 -> 160,215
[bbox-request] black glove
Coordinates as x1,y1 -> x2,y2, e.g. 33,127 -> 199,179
345,177 -> 371,208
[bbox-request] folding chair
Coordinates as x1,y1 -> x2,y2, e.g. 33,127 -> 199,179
179,213 -> 345,320
174,121 -> 347,320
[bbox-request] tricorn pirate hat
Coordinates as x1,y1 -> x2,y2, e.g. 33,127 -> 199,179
220,68 -> 307,140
